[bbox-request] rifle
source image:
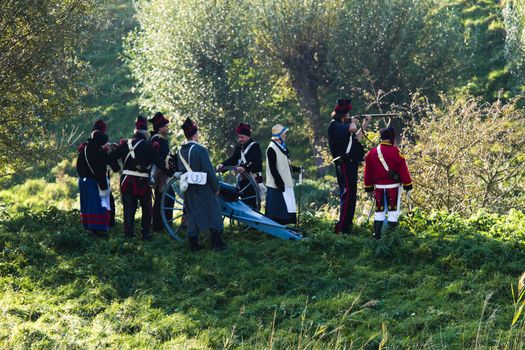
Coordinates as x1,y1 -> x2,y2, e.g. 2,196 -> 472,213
353,113 -> 399,120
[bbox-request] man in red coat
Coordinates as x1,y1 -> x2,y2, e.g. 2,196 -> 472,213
364,127 -> 413,239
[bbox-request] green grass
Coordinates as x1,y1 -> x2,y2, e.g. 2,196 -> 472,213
0,207 -> 524,349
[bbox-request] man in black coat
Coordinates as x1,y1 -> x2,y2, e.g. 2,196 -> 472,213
217,123 -> 263,209
328,98 -> 371,234
108,116 -> 174,240
148,112 -> 177,232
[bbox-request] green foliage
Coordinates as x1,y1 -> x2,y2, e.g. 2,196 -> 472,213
79,0 -> 141,142
1,207 -> 525,348
453,0 -> 517,100
125,0 -> 471,166
125,0 -> 279,154
503,0 -> 525,88
0,0 -> 98,174
401,94 -> 525,215
333,0 -> 466,104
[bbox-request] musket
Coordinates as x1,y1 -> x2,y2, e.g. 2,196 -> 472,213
353,113 -> 400,119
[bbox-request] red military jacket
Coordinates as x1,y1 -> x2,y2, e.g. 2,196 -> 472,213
364,141 -> 413,191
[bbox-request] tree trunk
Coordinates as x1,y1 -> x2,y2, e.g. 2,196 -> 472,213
289,70 -> 328,175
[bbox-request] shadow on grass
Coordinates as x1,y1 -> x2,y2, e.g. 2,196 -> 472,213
0,207 -> 524,348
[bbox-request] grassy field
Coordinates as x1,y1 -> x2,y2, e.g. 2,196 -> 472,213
0,207 -> 524,349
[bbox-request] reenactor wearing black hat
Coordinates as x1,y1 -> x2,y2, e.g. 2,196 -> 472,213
217,123 -> 263,209
148,112 -> 177,232
328,98 -> 371,234
364,127 -> 413,240
77,120 -> 115,236
108,116 -> 174,240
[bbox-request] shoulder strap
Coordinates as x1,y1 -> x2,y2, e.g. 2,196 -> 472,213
377,145 -> 390,172
240,141 -> 255,164
178,145 -> 195,172
124,139 -> 144,166
83,144 -> 95,176
345,135 -> 353,154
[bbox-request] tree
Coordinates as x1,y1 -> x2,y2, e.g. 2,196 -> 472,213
331,0 -> 467,105
252,0 -> 467,168
0,0 -> 95,174
401,94 -> 525,215
125,0 -> 276,153
252,0 -> 342,168
503,0 -> 525,87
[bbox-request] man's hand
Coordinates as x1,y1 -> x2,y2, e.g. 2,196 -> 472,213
362,115 -> 372,130
236,166 -> 245,174
348,121 -> 358,133
216,163 -> 224,172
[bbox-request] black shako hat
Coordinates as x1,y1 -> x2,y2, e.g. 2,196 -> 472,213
149,112 -> 169,130
181,117 -> 198,138
333,98 -> 352,115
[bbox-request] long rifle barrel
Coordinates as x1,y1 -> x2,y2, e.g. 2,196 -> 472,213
354,113 -> 399,118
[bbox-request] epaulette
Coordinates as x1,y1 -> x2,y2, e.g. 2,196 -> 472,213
119,138 -> 127,145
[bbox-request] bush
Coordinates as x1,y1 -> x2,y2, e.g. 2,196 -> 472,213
401,94 -> 525,215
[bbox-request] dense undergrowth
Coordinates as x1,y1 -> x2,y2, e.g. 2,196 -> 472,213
0,207 -> 524,349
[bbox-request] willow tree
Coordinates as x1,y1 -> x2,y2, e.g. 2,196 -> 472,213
251,0 -> 466,166
0,0 -> 95,174
503,0 -> 525,86
331,0 -> 466,104
252,0 -> 342,167
125,0 -> 275,152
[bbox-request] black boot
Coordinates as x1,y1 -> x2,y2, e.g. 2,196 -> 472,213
373,220 -> 383,240
342,224 -> 353,235
211,230 -> 227,251
189,237 -> 204,252
387,221 -> 398,230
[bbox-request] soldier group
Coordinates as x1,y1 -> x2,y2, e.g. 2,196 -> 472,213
76,98 -> 412,250
328,98 -> 413,239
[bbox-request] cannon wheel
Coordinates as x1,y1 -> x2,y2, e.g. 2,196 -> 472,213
160,175 -> 186,241
218,166 -> 262,212
161,167 -> 262,240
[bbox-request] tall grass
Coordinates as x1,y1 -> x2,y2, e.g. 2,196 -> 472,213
0,206 -> 524,348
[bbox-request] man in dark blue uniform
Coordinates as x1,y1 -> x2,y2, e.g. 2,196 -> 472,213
178,118 -> 226,251
148,112 -> 177,232
108,116 -> 174,240
328,98 -> 371,234
217,123 -> 263,209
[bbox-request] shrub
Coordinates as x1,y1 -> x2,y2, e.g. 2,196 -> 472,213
401,94 -> 525,215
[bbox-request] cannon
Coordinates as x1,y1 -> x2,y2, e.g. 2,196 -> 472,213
160,166 -> 303,241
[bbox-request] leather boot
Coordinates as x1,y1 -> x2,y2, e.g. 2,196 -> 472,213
373,220 -> 383,240
142,232 -> 153,240
211,230 -> 227,251
387,221 -> 398,230
189,237 -> 204,252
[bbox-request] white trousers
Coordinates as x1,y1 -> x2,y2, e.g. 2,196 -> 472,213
374,186 -> 402,222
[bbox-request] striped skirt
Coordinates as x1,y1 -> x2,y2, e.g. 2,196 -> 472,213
78,177 -> 111,231
265,187 -> 296,225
